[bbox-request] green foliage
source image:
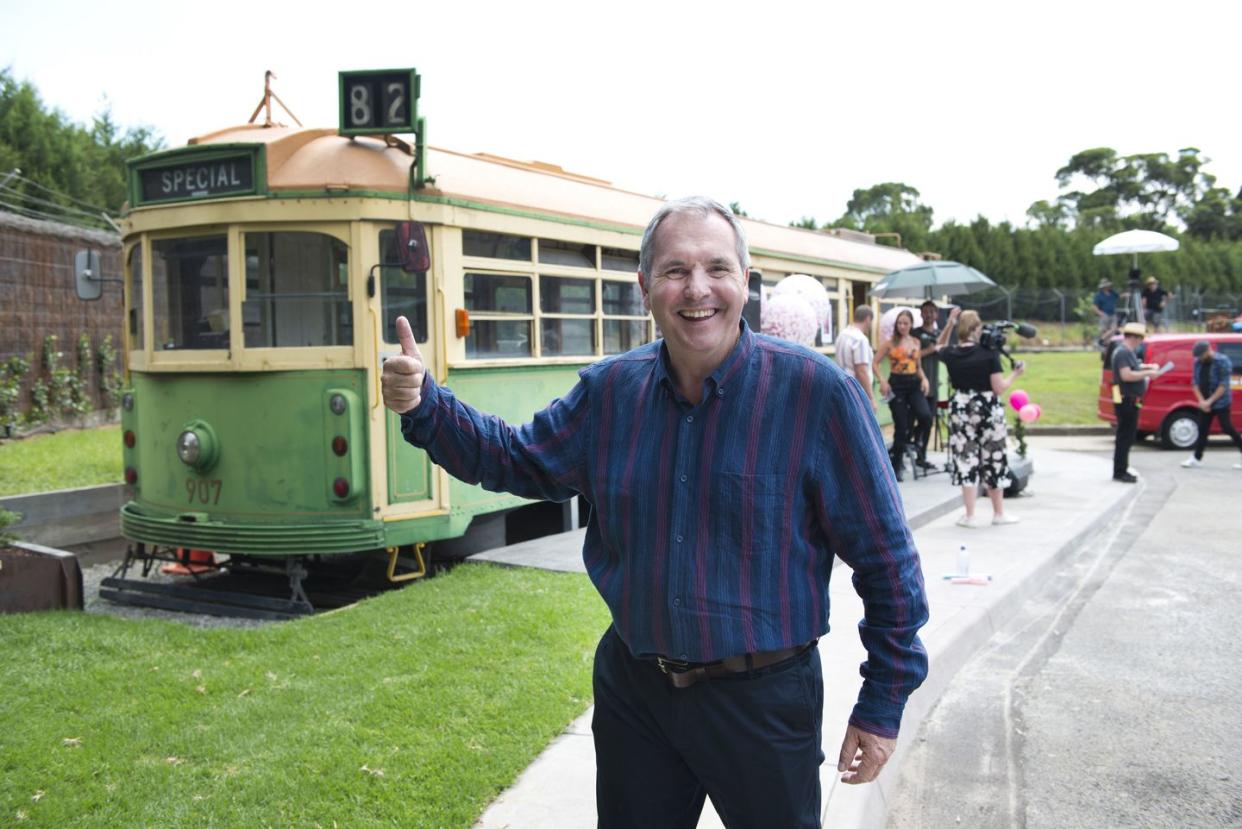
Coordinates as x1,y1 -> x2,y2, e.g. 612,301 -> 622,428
0,563 -> 610,828
0,424 -> 121,495
0,508 -> 20,543
789,216 -> 819,230
1005,352 -> 1103,427
0,355 -> 30,430
0,68 -> 162,219
38,334 -> 89,419
96,335 -> 122,412
728,201 -> 749,217
832,182 -> 934,252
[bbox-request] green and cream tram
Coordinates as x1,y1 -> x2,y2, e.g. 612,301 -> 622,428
90,70 -> 922,615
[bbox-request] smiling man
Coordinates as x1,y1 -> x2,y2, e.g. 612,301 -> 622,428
383,196 -> 928,828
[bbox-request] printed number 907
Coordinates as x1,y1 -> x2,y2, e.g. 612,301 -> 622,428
186,479 -> 222,505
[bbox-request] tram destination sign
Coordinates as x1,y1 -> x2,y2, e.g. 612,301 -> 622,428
137,152 -> 257,205
339,68 -> 420,136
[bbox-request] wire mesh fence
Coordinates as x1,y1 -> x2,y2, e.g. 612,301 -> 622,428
949,286 -> 1242,346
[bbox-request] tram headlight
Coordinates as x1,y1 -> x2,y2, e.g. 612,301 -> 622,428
122,393 -> 134,412
175,420 -> 220,471
177,431 -> 201,465
329,393 -> 347,415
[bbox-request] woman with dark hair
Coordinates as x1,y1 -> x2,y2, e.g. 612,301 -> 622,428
936,307 -> 1025,527
872,309 -> 930,481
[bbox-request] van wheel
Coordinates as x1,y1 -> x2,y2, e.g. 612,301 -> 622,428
1160,410 -> 1200,450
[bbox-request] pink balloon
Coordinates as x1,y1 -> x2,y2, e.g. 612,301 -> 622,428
1018,403 -> 1040,423
1009,390 -> 1030,411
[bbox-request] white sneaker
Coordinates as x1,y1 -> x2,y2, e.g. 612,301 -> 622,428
1127,467 -> 1140,477
1233,461 -> 1242,470
992,513 -> 1021,526
956,515 -> 988,529
1181,457 -> 1202,468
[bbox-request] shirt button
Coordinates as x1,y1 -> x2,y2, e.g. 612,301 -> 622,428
673,597 -> 681,607
686,415 -> 694,423
679,474 -> 687,483
716,388 -> 725,397
680,653 -> 689,660
676,534 -> 684,543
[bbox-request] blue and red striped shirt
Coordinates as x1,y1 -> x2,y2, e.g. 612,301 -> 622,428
401,321 -> 929,737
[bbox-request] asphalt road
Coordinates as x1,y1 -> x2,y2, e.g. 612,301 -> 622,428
888,435 -> 1242,829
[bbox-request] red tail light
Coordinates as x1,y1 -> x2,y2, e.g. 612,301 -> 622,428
332,436 -> 348,456
125,467 -> 138,485
124,430 -> 136,448
333,477 -> 349,498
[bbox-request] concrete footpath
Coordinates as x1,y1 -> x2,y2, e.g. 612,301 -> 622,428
469,439 -> 1133,829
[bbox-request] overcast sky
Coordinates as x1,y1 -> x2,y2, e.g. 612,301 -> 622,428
4,0 -> 1237,230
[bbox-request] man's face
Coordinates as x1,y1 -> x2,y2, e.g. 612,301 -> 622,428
920,305 -> 937,327
639,211 -> 746,370
1199,349 -> 1213,363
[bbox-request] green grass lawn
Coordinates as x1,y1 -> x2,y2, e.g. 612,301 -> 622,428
0,425 -> 122,497
1004,350 -> 1104,426
0,563 -> 611,828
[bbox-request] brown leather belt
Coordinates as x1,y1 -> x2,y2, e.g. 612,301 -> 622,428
655,641 -> 817,689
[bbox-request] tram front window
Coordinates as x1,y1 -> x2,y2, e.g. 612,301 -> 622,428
379,229 -> 428,343
152,235 -> 228,350
244,232 -> 351,348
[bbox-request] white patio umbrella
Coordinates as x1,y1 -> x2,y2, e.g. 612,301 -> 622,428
1092,229 -> 1180,268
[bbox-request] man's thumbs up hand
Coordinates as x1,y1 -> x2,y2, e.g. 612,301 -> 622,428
382,316 -> 426,414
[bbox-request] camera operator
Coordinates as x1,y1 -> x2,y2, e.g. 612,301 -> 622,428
935,308 -> 1025,528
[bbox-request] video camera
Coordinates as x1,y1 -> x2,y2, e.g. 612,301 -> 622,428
978,320 -> 1038,366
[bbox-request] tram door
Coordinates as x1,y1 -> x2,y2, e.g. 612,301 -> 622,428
374,222 -> 438,514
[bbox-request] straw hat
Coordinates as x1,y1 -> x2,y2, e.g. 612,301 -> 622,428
1121,322 -> 1147,337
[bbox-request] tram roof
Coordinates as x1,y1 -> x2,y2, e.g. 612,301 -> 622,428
182,124 -> 924,272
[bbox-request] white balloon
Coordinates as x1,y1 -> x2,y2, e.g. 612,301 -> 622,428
761,292 -> 819,345
879,306 -> 924,341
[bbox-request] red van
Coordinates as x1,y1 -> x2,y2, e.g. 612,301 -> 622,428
1097,333 -> 1242,449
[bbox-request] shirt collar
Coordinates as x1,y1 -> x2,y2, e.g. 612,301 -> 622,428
654,319 -> 755,399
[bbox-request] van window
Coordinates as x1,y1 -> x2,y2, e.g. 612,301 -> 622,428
1217,342 -> 1242,371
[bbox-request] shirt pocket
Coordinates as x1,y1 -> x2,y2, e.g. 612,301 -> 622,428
714,471 -> 786,558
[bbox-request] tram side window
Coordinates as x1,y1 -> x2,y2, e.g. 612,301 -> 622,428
126,245 -> 144,350
152,236 -> 229,350
243,233 -> 351,348
540,275 -> 595,356
463,230 -> 531,262
601,247 -> 639,273
464,273 -> 532,358
602,280 -> 651,354
379,230 -> 428,343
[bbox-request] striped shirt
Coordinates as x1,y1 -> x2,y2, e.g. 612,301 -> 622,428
401,321 -> 929,737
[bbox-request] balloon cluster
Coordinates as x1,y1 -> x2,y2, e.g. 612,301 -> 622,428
1009,389 -> 1042,423
761,274 -> 831,346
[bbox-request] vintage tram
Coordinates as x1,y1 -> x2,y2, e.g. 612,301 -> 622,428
79,69 -> 922,617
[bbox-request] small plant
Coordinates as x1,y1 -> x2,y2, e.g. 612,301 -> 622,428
1013,412 -> 1028,458
0,355 -> 31,431
96,335 -> 122,412
0,508 -> 21,544
71,332 -> 94,414
26,377 -> 50,425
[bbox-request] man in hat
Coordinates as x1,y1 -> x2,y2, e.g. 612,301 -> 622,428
1141,275 -> 1169,332
1181,340 -> 1242,469
1111,322 -> 1161,482
914,299 -> 944,468
1093,278 -> 1120,344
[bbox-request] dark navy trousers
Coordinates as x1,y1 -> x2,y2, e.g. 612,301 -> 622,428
592,626 -> 825,829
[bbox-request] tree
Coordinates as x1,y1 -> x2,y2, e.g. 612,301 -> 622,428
0,68 -> 162,221
789,216 -> 819,230
728,201 -> 749,217
832,182 -> 934,252
1033,146 -> 1220,232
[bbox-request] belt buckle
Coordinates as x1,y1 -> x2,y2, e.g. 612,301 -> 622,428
656,656 -> 689,675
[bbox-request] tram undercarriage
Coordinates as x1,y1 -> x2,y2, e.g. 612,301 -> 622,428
100,543 -> 429,621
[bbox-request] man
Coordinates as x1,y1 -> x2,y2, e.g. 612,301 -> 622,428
914,299 -> 943,468
382,197 -> 929,828
1094,278 -> 1119,344
1111,322 -> 1161,483
1181,340 -> 1242,469
834,304 -> 878,411
1141,275 -> 1169,332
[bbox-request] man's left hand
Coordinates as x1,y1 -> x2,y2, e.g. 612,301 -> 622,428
837,724 -> 896,785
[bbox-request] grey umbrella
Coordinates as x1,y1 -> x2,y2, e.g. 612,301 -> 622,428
871,260 -> 998,299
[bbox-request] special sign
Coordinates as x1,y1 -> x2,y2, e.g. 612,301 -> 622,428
339,68 -> 420,136
138,154 -> 256,204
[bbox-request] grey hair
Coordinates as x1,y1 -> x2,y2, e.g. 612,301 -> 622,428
638,196 -> 750,277
853,305 -> 874,323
